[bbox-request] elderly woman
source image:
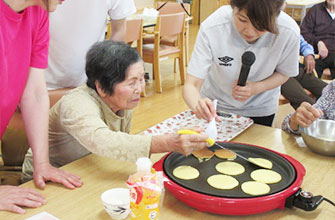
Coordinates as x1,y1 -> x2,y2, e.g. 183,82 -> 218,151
22,41 -> 208,182
0,0 -> 81,214
282,80 -> 335,134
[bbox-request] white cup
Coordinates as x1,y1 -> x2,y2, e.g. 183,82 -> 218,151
101,188 -> 130,220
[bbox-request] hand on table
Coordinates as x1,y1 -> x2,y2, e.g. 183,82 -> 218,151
33,162 -> 82,190
289,102 -> 323,131
193,97 -> 219,122
304,54 -> 315,74
232,80 -> 255,102
0,185 -> 46,214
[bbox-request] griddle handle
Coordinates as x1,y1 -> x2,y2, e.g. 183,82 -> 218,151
285,189 -> 332,211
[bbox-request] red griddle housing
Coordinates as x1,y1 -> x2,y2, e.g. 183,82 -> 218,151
153,143 -> 306,215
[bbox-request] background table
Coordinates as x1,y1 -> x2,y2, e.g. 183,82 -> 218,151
286,0 -> 325,21
0,124 -> 334,219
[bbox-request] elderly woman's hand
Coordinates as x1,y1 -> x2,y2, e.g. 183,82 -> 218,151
151,129 -> 209,156
289,102 -> 323,131
168,132 -> 209,156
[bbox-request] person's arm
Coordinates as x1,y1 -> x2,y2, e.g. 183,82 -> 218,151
108,18 -> 127,42
20,67 -> 82,189
107,0 -> 136,42
183,22 -> 218,122
288,102 -> 322,130
300,35 -> 314,57
150,131 -> 208,156
183,74 -> 217,122
300,36 -> 316,74
232,71 -> 289,102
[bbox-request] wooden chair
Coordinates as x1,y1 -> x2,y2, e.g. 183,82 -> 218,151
0,88 -> 73,171
143,2 -> 191,68
125,18 -> 146,97
217,0 -> 230,7
142,12 -> 186,93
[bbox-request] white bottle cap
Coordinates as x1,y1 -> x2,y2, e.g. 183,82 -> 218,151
136,157 -> 152,172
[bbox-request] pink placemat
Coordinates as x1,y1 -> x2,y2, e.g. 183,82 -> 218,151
144,110 -> 253,142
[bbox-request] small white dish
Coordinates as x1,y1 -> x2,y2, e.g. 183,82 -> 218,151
101,188 -> 130,220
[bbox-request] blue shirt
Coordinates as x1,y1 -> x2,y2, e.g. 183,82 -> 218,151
300,35 -> 314,57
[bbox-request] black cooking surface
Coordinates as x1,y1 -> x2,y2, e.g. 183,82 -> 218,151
163,142 -> 296,198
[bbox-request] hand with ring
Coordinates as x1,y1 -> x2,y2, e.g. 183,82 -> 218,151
232,80 -> 255,102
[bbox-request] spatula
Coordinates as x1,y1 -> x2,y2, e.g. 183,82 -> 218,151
212,142 -> 272,169
177,129 -> 271,169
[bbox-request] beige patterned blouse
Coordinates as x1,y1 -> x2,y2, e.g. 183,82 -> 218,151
22,85 -> 151,179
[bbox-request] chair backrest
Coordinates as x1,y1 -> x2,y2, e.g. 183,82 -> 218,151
125,18 -> 143,56
125,18 -> 143,43
157,12 -> 185,38
156,1 -> 191,16
217,0 -> 230,7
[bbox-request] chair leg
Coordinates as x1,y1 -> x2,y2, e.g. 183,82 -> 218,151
185,30 -> 189,67
153,60 -> 162,93
179,54 -> 185,85
174,58 -> 177,73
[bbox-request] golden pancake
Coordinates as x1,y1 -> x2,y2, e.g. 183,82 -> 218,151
214,149 -> 237,160
173,165 -> 200,180
192,148 -> 215,160
241,181 -> 270,196
250,169 -> 282,184
248,157 -> 273,169
207,174 -> 239,190
215,161 -> 245,175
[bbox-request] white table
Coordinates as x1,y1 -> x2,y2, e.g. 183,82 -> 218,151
286,0 -> 325,21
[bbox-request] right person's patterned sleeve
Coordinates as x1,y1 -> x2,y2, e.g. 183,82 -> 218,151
282,113 -> 301,135
313,81 -> 334,120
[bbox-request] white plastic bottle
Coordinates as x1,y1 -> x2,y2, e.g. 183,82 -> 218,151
127,157 -> 162,220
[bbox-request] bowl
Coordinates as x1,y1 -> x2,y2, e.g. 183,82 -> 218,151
299,119 -> 335,156
101,188 -> 130,220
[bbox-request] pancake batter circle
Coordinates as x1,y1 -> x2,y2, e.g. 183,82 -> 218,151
173,165 -> 200,180
241,181 -> 270,196
250,169 -> 282,184
207,174 -> 239,190
215,161 -> 245,175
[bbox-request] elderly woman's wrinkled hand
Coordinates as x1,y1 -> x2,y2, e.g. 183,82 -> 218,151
33,162 -> 83,190
0,185 -> 46,214
172,132 -> 209,156
159,130 -> 208,156
290,102 -> 323,130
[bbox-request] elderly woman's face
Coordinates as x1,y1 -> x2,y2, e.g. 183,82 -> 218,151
105,61 -> 145,113
233,8 -> 267,44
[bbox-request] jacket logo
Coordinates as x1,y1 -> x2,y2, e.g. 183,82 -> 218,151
218,56 -> 233,66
